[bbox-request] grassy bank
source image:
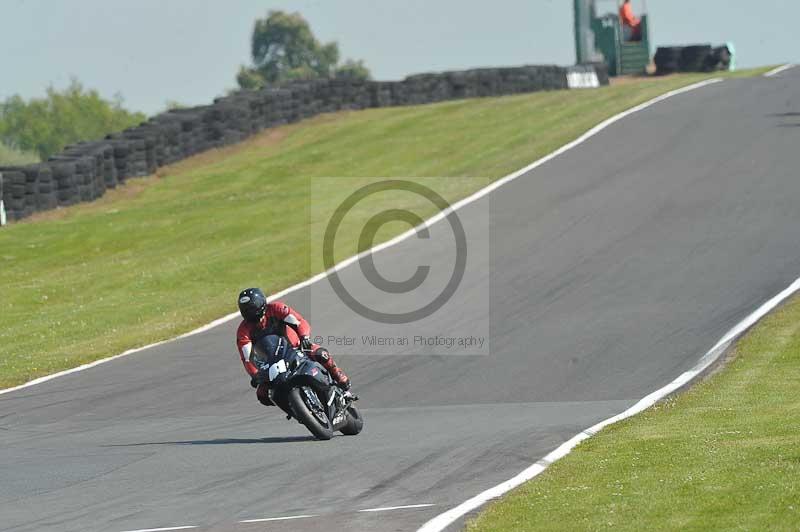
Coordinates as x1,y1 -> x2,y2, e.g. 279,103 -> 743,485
468,292 -> 800,531
0,68 -> 771,389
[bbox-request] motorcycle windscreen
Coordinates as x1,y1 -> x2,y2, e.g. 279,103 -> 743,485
253,334 -> 291,367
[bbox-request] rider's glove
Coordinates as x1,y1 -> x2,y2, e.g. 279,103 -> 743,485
250,375 -> 259,389
300,336 -> 313,351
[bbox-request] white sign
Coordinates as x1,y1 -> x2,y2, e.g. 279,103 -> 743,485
567,69 -> 600,89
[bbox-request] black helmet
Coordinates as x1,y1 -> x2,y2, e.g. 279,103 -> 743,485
238,288 -> 267,323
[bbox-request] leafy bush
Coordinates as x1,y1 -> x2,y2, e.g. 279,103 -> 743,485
0,80 -> 146,160
0,142 -> 39,165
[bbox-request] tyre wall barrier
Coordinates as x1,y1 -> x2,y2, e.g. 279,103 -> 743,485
0,63 -> 609,223
655,44 -> 732,75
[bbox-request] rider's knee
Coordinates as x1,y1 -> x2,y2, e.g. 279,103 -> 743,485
256,382 -> 272,406
313,347 -> 332,365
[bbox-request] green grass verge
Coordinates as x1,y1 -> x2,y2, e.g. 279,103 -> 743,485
0,68 -> 770,389
468,293 -> 800,531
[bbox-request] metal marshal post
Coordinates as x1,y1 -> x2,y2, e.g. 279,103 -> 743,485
573,0 -> 597,64
574,0 -> 651,76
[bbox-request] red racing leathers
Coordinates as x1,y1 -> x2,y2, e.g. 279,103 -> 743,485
236,301 -> 349,406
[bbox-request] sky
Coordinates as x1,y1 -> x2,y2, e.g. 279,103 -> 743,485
1,0 -> 797,115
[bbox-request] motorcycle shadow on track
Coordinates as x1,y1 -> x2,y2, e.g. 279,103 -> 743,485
103,435 -> 316,447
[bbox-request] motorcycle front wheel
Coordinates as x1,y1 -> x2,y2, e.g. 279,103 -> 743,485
339,405 -> 364,436
288,386 -> 334,440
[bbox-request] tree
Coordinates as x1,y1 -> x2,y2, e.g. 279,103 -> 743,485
0,79 -> 145,160
236,10 -> 371,89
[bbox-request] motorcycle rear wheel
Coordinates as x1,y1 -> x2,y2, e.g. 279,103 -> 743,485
288,386 -> 334,440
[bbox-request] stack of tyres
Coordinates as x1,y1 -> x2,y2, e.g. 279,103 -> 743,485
428,74 -> 453,102
288,84 -> 315,121
62,143 -> 108,200
255,91 -> 278,129
208,98 -> 250,146
124,126 -> 152,166
389,82 -> 409,106
49,160 -> 78,206
74,157 -> 94,201
273,90 -> 295,124
142,135 -> 157,173
202,105 -> 224,147
253,90 -> 278,130
321,80 -> 342,112
397,75 -> 423,105
86,145 -> 106,199
446,72 -> 469,99
226,104 -> 250,144
205,113 -> 224,149
304,80 -> 332,113
153,116 -> 184,164
655,47 -> 683,74
234,95 -> 257,134
267,89 -> 293,128
706,46 -> 732,71
475,70 -> 500,98
51,156 -> 79,202
680,45 -> 713,72
178,112 -> 203,157
249,91 -> 273,131
101,145 -> 117,189
127,139 -> 149,177
106,139 -> 131,182
21,167 -> 40,215
335,80 -> 371,111
49,155 -> 91,202
29,165 -> 57,211
91,148 -> 106,198
229,91 -> 265,133
498,68 -> 526,94
190,113 -> 207,155
369,82 -> 394,108
0,169 -> 27,221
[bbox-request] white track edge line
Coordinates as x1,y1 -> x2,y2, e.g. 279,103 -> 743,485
119,526 -> 197,532
359,504 -> 436,513
0,77 -> 722,398
763,63 -> 796,77
238,514 -> 316,523
418,275 -> 800,532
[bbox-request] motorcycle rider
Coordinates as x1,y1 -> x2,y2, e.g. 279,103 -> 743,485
236,288 -> 351,407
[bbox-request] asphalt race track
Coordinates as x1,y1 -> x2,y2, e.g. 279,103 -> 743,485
2,69 -> 799,532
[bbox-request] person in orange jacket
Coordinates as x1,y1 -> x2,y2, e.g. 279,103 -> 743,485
619,0 -> 642,41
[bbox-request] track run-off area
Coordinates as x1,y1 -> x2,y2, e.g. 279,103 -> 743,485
1,66 -> 799,532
